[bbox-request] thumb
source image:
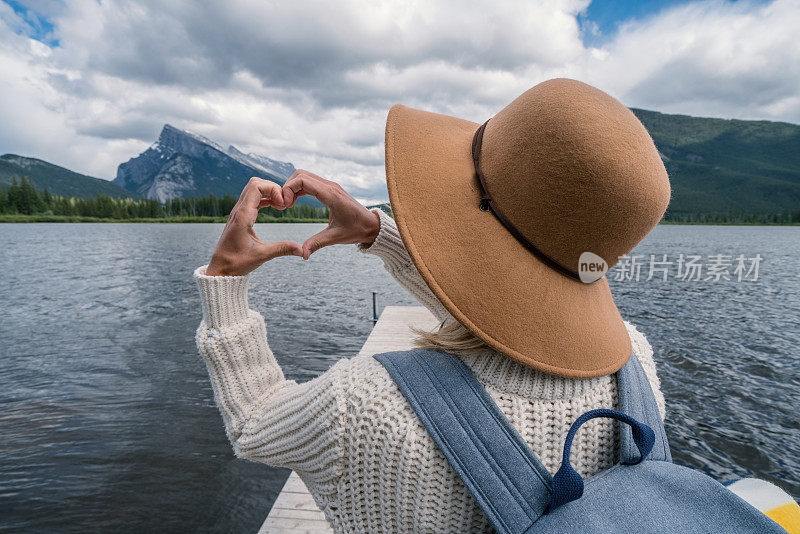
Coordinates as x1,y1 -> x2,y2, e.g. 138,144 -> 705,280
302,227 -> 340,260
258,240 -> 303,261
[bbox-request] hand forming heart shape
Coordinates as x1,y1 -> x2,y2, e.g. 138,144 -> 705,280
205,171 -> 380,276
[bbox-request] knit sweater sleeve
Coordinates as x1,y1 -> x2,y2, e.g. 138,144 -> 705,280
193,266 -> 345,484
358,209 -> 450,321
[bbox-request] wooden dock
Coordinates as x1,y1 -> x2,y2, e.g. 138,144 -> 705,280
259,305 -> 438,534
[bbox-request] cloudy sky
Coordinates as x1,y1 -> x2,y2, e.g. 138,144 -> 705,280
1,0 -> 798,202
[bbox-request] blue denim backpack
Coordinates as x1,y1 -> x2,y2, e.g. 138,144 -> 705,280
375,349 -> 784,533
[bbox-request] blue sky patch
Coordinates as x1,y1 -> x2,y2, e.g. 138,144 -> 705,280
3,0 -> 60,47
579,0 -> 768,46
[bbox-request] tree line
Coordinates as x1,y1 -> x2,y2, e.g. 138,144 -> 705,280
663,210 -> 800,225
2,176 -> 797,224
0,177 -> 329,220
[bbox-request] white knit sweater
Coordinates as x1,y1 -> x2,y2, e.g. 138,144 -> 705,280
194,209 -> 666,534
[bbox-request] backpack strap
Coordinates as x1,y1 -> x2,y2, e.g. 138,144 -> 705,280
375,349 -> 553,534
616,353 -> 672,463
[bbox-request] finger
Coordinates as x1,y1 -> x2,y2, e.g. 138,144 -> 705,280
236,177 -> 284,226
258,197 -> 283,209
234,176 -> 254,206
225,180 -> 259,228
264,186 -> 285,209
248,177 -> 285,209
282,170 -> 315,208
258,240 -> 303,261
301,226 -> 340,260
282,170 -> 337,208
281,170 -> 302,207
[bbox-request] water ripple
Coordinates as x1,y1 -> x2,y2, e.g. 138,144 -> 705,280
0,222 -> 797,531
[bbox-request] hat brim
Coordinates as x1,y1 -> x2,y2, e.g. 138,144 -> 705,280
385,104 -> 632,378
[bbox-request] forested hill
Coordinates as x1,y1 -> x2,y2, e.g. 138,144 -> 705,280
631,109 -> 800,216
0,155 -> 135,199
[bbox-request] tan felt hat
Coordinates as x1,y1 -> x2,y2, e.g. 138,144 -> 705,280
385,78 -> 670,378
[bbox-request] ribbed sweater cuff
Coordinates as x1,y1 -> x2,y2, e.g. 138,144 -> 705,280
357,209 -> 410,271
194,265 -> 252,329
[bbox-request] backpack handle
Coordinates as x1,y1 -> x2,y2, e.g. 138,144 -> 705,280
548,408 -> 655,512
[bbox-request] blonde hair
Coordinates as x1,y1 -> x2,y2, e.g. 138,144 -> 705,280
413,318 -> 488,354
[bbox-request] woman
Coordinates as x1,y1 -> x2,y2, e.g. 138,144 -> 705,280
195,79 -> 670,533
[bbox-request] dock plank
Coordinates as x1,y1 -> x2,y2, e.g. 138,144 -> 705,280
259,306 -> 437,533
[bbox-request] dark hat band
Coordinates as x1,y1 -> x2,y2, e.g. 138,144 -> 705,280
471,120 -> 585,282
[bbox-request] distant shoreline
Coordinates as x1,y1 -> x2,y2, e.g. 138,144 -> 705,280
659,220 -> 799,226
0,214 -> 328,223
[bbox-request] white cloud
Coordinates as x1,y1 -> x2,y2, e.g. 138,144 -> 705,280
0,0 -> 797,199
576,0 -> 800,121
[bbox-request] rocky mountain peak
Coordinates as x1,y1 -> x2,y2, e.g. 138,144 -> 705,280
112,124 -> 314,204
226,145 -> 296,181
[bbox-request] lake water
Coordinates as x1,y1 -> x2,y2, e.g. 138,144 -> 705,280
1,223 -> 798,532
